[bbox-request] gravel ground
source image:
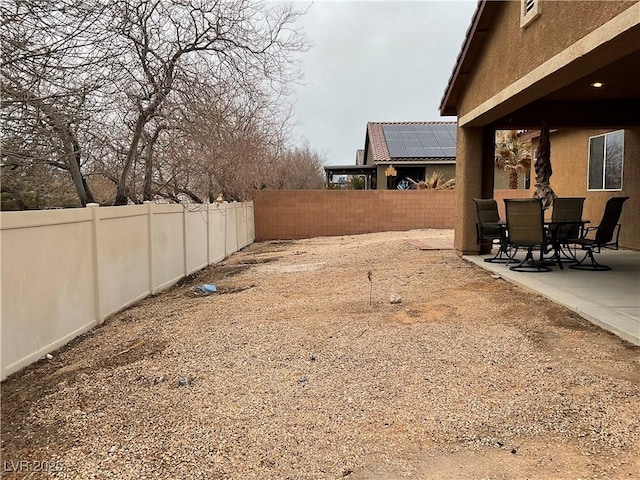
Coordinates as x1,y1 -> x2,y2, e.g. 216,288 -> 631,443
1,229 -> 639,479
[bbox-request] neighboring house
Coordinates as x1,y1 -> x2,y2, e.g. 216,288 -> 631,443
440,0 -> 640,253
324,121 -> 457,190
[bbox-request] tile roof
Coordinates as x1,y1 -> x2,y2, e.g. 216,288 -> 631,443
366,122 -> 457,162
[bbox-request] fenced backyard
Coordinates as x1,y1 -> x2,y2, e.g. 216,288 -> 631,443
1,189 -> 532,380
1,229 -> 637,478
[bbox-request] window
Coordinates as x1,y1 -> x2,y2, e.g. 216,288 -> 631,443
588,130 -> 624,191
524,0 -> 536,14
520,0 -> 541,28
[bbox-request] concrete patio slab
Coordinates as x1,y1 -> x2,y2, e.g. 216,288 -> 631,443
464,249 -> 640,345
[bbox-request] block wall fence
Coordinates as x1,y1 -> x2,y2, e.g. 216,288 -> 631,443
253,190 -> 456,240
253,189 -> 531,241
0,202 -> 254,381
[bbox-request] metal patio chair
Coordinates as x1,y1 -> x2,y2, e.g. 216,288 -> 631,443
473,198 -> 509,263
504,198 -> 558,272
569,196 -> 629,271
548,197 -> 585,262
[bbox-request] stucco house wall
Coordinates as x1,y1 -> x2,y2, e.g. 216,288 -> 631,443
458,1 -> 635,119
531,128 -> 639,249
441,0 -> 639,255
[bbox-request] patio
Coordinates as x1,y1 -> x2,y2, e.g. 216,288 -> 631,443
464,248 -> 640,346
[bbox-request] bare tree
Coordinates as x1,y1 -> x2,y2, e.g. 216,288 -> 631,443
106,0 -> 307,204
1,0 -> 113,206
269,139 -> 325,190
2,0 -> 321,209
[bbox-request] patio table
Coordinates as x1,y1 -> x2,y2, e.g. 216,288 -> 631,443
497,220 -> 589,270
544,220 -> 590,268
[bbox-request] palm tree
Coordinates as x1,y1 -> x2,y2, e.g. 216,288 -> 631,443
495,130 -> 532,189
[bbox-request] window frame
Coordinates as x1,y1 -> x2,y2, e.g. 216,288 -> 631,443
520,0 -> 542,28
587,130 -> 625,192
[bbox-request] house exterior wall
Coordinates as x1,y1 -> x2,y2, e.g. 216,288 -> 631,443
377,164 -> 389,189
447,1 -> 638,255
366,147 -> 376,166
458,1 -> 635,118
531,128 -> 639,250
491,167 -> 531,190
253,190 -> 455,240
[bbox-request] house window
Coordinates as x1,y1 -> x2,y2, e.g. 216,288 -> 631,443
588,130 -> 624,191
524,0 -> 536,14
520,0 -> 541,28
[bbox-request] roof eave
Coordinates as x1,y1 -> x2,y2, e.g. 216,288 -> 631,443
375,158 -> 456,165
439,0 -> 500,117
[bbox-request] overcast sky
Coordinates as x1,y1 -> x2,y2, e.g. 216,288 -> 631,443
288,0 -> 477,165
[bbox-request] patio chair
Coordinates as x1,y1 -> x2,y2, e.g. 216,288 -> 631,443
548,197 -> 585,262
473,198 -> 509,263
504,198 -> 557,272
569,196 -> 629,271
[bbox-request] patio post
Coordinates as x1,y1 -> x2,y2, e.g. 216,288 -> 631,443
454,126 -> 486,255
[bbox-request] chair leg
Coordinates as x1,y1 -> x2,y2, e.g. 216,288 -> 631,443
539,244 -> 563,270
509,247 -> 552,272
484,241 -> 511,263
557,243 -> 578,262
569,248 -> 611,271
505,246 -> 519,265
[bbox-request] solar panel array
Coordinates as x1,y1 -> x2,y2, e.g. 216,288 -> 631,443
382,124 -> 456,159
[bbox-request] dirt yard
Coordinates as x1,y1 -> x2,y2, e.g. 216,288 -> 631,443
1,229 -> 639,479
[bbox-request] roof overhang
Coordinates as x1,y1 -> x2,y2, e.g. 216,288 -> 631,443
375,159 -> 456,165
440,2 -> 640,130
324,165 -> 376,176
440,0 -> 498,117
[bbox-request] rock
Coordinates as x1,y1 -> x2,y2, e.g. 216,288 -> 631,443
178,376 -> 193,386
390,293 -> 402,304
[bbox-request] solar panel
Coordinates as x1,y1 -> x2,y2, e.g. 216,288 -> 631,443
382,124 -> 456,158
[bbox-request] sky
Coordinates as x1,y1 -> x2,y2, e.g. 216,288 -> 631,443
288,0 -> 477,165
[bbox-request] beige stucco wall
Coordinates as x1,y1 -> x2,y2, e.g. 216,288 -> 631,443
458,1 -> 635,118
494,167 -> 530,190
532,128 -> 639,250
